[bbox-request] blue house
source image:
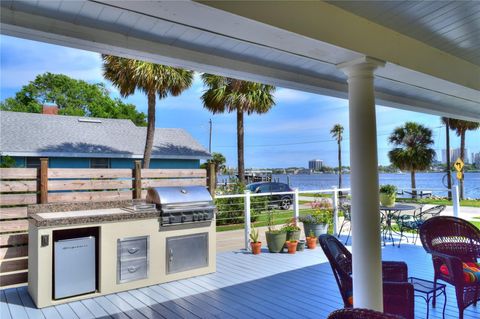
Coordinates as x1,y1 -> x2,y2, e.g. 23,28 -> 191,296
0,111 -> 211,169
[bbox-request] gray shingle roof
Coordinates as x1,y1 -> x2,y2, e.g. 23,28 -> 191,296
0,111 -> 210,159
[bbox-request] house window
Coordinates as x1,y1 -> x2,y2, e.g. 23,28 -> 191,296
26,157 -> 41,168
90,158 -> 110,169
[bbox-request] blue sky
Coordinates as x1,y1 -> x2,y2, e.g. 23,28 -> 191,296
1,35 -> 479,168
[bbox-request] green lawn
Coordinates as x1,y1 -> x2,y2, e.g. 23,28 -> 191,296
396,198 -> 480,208
471,221 -> 480,229
216,208 -> 316,232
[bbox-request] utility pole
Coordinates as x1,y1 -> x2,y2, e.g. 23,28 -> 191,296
445,118 -> 452,200
209,119 -> 212,153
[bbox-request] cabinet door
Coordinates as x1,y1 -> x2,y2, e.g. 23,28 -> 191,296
166,233 -> 208,274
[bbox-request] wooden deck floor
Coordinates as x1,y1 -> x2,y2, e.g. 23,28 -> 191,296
1,239 -> 479,319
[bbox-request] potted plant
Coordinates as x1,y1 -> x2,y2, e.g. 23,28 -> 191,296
282,218 -> 301,242
299,209 -> 333,239
250,225 -> 262,255
265,210 -> 287,253
297,239 -> 305,251
379,184 -> 397,207
286,240 -> 298,254
306,230 -> 317,249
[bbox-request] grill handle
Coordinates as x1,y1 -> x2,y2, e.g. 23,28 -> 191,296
169,249 -> 174,263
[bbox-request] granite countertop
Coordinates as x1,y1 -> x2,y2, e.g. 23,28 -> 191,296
28,200 -> 159,227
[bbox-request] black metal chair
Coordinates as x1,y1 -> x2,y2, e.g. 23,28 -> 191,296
337,203 -> 351,244
319,234 -> 415,319
397,205 -> 445,247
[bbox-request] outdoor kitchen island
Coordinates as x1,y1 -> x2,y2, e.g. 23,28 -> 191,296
27,187 -> 216,308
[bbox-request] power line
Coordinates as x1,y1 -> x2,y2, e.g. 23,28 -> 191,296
214,125 -> 444,149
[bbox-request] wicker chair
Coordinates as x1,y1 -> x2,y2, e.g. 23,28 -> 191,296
319,234 -> 414,319
337,203 -> 352,244
419,216 -> 480,319
327,308 -> 405,319
397,205 -> 445,247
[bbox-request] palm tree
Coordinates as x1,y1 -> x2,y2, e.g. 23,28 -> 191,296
102,55 -> 193,168
330,124 -> 344,190
201,75 -> 275,184
388,122 -> 436,198
442,118 -> 480,199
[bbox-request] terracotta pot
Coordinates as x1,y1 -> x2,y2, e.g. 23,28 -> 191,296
286,241 -> 298,254
250,242 -> 262,255
306,236 -> 317,249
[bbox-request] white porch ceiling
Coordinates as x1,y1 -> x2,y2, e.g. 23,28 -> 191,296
0,0 -> 478,120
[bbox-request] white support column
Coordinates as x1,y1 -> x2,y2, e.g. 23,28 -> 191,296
338,56 -> 385,311
332,187 -> 339,236
452,184 -> 460,217
293,188 -> 300,221
244,190 -> 251,251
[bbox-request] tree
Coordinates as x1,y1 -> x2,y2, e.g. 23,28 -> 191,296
330,124 -> 344,190
201,75 -> 275,184
0,72 -> 147,126
442,118 -> 480,199
0,156 -> 16,168
388,122 -> 436,197
102,55 -> 193,168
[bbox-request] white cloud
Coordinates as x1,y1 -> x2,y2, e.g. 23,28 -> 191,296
274,88 -> 311,103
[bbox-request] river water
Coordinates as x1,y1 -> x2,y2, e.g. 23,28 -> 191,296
219,172 -> 480,199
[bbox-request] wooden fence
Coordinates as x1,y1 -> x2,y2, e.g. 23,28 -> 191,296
0,159 -> 212,288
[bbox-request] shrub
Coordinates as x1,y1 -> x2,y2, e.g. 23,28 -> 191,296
380,184 -> 397,196
215,180 -> 268,225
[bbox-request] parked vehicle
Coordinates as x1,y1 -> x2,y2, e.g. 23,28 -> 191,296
246,182 -> 293,210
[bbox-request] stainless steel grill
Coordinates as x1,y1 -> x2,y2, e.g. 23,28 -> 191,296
145,186 -> 215,226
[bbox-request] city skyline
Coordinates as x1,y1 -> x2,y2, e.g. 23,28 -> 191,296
1,35 -> 479,168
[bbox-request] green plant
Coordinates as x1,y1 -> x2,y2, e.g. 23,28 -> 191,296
215,180 -> 261,225
379,184 -> 397,196
299,209 -> 333,225
308,230 -> 315,238
282,218 -> 301,232
250,225 -> 259,243
289,239 -> 298,243
0,155 -> 16,168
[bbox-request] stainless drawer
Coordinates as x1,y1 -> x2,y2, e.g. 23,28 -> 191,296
118,258 -> 148,283
118,236 -> 148,260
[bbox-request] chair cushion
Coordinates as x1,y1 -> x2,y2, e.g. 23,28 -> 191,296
439,262 -> 480,283
346,290 -> 353,305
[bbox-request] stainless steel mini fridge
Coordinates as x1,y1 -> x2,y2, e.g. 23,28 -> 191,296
54,236 -> 96,299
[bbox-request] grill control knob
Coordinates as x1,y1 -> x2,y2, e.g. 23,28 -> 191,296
181,215 -> 187,222
203,213 -> 209,220
169,216 -> 175,224
193,214 -> 198,221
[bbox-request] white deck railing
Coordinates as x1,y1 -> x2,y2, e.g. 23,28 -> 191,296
215,185 -> 460,251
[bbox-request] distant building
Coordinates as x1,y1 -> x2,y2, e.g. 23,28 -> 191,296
0,110 -> 210,169
308,159 -> 323,171
473,152 -> 480,168
442,148 -> 469,164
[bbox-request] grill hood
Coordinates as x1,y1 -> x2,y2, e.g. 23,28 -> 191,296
146,186 -> 213,210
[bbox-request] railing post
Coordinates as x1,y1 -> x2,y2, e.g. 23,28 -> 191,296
452,184 -> 460,217
332,186 -> 339,236
244,190 -> 251,251
39,158 -> 48,204
207,162 -> 216,197
133,160 -> 142,199
293,188 -> 300,221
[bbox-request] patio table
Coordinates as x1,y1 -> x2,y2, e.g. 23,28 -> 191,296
380,203 -> 417,246
408,277 -> 447,319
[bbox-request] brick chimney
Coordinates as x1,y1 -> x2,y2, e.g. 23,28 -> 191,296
42,105 -> 58,115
